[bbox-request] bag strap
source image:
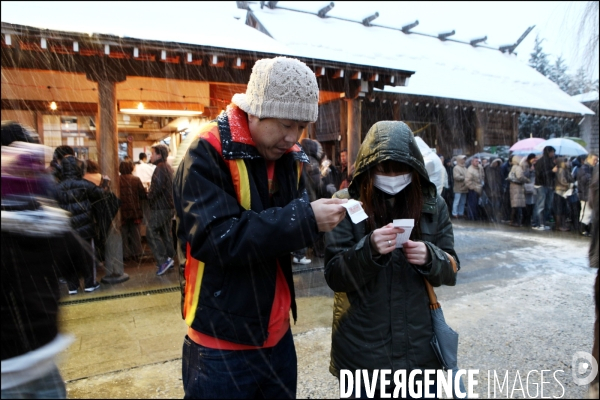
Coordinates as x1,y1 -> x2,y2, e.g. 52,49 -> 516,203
423,252 -> 457,310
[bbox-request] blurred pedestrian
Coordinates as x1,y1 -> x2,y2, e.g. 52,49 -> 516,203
1,122 -> 87,399
577,153 -> 598,237
500,155 -> 513,223
55,154 -> 105,294
324,121 -> 459,397
336,148 -> 349,189
49,145 -> 75,183
173,56 -> 347,399
484,158 -> 504,223
533,146 -> 557,230
508,156 -> 530,227
442,156 -> 454,214
452,155 -> 468,218
133,151 -> 155,190
147,143 -> 175,276
588,163 -> 599,398
466,156 -> 484,220
553,156 -> 573,231
119,160 -> 147,262
521,154 -> 537,227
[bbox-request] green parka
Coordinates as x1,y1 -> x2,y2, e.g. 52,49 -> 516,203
324,121 -> 459,379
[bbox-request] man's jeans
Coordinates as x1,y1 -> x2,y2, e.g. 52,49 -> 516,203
533,186 -> 554,227
452,192 -> 467,216
182,328 -> 297,399
146,209 -> 175,266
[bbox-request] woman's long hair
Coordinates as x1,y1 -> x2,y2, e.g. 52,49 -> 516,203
358,160 -> 423,240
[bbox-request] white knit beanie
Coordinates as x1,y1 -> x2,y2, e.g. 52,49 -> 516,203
232,57 -> 319,123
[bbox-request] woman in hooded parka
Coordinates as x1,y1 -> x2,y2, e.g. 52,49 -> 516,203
324,121 -> 459,397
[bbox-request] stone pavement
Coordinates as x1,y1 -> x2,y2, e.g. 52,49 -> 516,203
58,250 -> 333,397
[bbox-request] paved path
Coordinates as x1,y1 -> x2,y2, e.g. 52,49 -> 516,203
60,221 -> 597,398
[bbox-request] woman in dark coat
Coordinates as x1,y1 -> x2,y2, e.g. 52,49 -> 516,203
55,155 -> 106,294
119,160 -> 147,262
324,121 -> 459,397
484,158 -> 504,223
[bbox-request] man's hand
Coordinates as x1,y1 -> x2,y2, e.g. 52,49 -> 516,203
370,223 -> 404,255
402,240 -> 430,265
310,198 -> 348,232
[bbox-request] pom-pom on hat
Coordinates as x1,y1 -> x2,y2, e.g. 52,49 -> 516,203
232,57 -> 319,123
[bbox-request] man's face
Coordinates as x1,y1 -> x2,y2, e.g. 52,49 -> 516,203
247,116 -> 307,161
589,155 -> 598,166
340,151 -> 348,167
150,149 -> 161,163
471,158 -> 479,167
549,150 -> 556,159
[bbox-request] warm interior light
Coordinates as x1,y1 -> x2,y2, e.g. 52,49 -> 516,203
50,101 -> 57,111
119,101 -> 203,117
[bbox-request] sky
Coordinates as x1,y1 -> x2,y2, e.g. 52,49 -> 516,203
1,1 -> 598,80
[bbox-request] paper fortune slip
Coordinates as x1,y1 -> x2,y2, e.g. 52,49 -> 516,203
341,199 -> 368,224
393,219 -> 414,247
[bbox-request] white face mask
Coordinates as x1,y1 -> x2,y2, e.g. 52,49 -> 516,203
373,173 -> 412,195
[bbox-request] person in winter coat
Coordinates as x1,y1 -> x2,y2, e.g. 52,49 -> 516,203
324,121 -> 459,397
443,156 -> 455,214
588,163 -> 599,398
54,155 -> 106,294
484,158 -> 504,223
147,143 -> 176,276
173,56 -> 347,399
508,156 -> 530,227
1,124 -> 88,399
119,160 -> 147,262
577,153 -> 598,236
452,155 -> 468,218
553,156 -> 573,231
533,146 -> 557,229
521,154 -> 537,227
500,155 -> 513,222
465,156 -> 484,220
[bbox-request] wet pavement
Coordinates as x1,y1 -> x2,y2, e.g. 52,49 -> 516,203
58,220 -> 596,398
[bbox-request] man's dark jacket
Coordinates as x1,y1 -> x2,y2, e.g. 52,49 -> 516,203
324,121 -> 459,378
535,148 -> 556,188
173,105 -> 320,346
54,156 -> 105,240
148,159 -> 174,210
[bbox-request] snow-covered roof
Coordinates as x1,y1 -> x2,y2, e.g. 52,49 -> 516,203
0,1 -> 296,56
572,91 -> 599,103
248,3 -> 594,116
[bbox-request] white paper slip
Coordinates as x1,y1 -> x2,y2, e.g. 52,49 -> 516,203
393,219 -> 414,247
341,199 -> 368,224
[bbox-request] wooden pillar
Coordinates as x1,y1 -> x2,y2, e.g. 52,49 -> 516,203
392,100 -> 401,121
474,111 -> 485,154
97,78 -> 128,282
347,99 -> 361,171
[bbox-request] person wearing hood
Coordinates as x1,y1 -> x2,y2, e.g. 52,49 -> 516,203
452,155 -> 468,218
324,121 -> 459,397
483,158 -> 504,223
508,155 -> 530,227
465,156 -> 484,220
54,152 -> 106,294
1,122 -> 87,398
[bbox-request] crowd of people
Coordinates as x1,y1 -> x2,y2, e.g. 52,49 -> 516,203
441,147 -> 598,236
1,55 -> 598,399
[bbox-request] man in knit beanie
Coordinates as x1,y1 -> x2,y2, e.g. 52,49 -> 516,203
174,57 -> 348,398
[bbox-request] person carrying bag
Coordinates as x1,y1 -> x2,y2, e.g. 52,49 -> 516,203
325,121 -> 460,398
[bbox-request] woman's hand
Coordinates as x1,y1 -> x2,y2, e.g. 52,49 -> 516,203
370,223 -> 404,256
402,240 -> 430,265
